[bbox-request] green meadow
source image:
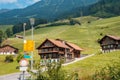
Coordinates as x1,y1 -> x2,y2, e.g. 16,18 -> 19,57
0,56 -> 19,75
7,16 -> 120,54
0,16 -> 120,77
63,51 -> 120,80
0,25 -> 13,31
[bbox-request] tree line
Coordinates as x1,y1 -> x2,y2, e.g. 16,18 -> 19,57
12,18 -> 48,34
0,18 -> 47,45
56,0 -> 120,20
0,28 -> 13,45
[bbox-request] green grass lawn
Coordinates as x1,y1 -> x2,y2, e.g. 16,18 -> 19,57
0,56 -> 19,75
63,51 -> 120,80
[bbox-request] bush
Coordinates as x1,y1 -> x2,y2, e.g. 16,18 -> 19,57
29,60 -> 79,80
4,55 -> 14,62
92,61 -> 120,80
16,54 -> 23,63
69,19 -> 81,25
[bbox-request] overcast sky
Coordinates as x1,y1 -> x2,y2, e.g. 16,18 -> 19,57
0,0 -> 41,9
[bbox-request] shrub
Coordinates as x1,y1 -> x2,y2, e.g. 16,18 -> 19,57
29,60 -> 79,80
4,55 -> 14,62
16,54 -> 23,63
92,61 -> 120,80
69,19 -> 81,25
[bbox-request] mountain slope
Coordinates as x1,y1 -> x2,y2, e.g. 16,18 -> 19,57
5,16 -> 120,54
57,0 -> 120,19
0,9 -> 10,14
0,0 -> 99,24
89,0 -> 120,17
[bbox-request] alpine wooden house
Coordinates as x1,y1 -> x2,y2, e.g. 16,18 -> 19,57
0,45 -> 19,55
99,35 -> 120,52
37,39 -> 83,62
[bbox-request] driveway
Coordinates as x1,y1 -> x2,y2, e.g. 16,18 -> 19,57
62,54 -> 95,66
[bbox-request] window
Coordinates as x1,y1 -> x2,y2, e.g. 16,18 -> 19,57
111,45 -> 113,48
41,49 -> 45,52
44,49 -> 48,52
41,54 -> 44,58
60,48 -> 64,51
103,46 -> 106,49
53,53 -> 56,58
49,48 -> 52,51
66,49 -> 69,52
118,44 -> 120,47
108,45 -> 110,48
49,54 -> 52,58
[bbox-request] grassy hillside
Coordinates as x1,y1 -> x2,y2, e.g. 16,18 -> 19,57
0,16 -> 120,76
64,51 -> 120,80
5,16 -> 120,54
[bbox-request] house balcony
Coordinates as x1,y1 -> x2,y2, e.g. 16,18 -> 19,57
38,50 -> 64,54
41,46 -> 54,49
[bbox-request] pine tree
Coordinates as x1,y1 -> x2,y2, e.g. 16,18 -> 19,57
0,30 -> 3,45
5,28 -> 13,38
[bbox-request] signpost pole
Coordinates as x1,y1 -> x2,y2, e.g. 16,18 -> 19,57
23,23 -> 26,80
30,18 -> 35,71
19,59 -> 28,80
23,71 -> 25,80
23,23 -> 26,40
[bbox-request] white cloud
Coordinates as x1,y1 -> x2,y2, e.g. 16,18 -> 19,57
0,0 -> 17,3
32,0 -> 41,3
25,0 -> 41,5
15,3 -> 24,8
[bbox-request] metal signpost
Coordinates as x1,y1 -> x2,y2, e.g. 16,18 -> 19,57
30,18 -> 35,71
19,58 -> 29,80
23,18 -> 35,70
22,18 -> 35,80
24,54 -> 31,59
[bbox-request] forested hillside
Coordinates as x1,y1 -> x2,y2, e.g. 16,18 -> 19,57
89,0 -> 120,17
58,0 -> 120,19
0,0 -> 99,24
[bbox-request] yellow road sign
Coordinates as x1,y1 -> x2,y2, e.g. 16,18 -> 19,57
24,40 -> 34,52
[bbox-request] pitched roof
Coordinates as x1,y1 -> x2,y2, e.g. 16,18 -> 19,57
99,35 -> 120,44
37,39 -> 83,51
47,39 -> 69,49
106,35 -> 120,40
37,39 -> 69,49
66,42 -> 83,51
0,45 -> 18,52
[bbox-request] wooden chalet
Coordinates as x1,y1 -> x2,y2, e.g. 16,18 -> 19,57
37,39 -> 83,63
0,45 -> 19,55
15,35 -> 23,39
99,35 -> 120,52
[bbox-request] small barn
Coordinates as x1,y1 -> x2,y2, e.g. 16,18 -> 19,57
99,35 -> 120,52
0,45 -> 19,55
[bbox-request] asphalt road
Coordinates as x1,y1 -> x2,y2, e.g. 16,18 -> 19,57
0,72 -> 29,80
